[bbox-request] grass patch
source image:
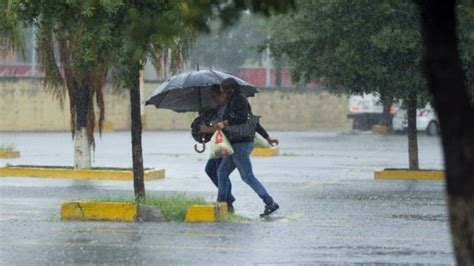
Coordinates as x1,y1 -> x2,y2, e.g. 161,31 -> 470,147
218,213 -> 252,223
0,144 -> 15,151
94,194 -> 206,222
94,195 -> 134,203
139,194 -> 206,222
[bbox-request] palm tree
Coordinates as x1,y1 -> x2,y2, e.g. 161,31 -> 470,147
1,0 -> 116,169
37,26 -> 107,169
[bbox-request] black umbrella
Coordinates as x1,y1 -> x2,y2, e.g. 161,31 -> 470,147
145,70 -> 258,112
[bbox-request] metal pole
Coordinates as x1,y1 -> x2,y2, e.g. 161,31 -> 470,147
139,69 -> 146,128
264,44 -> 272,87
31,26 -> 37,77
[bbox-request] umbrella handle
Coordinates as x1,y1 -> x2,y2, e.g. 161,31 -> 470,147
194,143 -> 206,153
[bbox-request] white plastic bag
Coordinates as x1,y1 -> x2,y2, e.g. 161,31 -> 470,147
209,129 -> 234,159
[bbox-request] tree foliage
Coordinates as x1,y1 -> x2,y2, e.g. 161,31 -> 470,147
111,0 -> 295,84
267,0 -> 473,101
458,2 -> 474,93
5,0 -> 128,148
0,0 -> 25,55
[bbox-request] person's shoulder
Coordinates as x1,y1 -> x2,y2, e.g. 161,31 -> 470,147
233,93 -> 247,102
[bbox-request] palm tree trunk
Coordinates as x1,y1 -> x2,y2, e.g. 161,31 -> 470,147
418,1 -> 474,264
406,91 -> 419,170
74,87 -> 91,169
130,70 -> 145,200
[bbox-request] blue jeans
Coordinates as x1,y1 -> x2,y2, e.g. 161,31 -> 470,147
217,142 -> 274,205
205,158 -> 236,204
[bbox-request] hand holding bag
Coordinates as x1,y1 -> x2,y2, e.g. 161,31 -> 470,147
209,129 -> 234,159
224,114 -> 259,141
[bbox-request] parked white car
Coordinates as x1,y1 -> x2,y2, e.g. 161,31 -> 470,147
347,94 -> 398,130
347,93 -> 439,135
392,104 -> 439,135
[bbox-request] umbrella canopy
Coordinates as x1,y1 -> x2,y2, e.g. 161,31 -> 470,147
145,70 -> 258,112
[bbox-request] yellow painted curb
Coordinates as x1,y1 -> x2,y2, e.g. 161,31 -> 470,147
185,205 -> 216,222
185,202 -> 228,223
251,147 -> 279,157
61,201 -> 137,222
143,169 -> 166,180
0,150 -> 20,158
0,166 -> 165,181
372,125 -> 389,135
374,169 -> 445,181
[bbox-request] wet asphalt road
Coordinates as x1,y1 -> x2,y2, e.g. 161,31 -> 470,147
0,131 -> 450,265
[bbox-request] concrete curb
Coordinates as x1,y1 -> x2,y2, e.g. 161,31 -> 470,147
251,147 -> 279,157
185,202 -> 228,223
0,166 -> 165,181
61,201 -> 138,222
60,201 -> 164,222
0,150 -> 20,158
374,169 -> 444,181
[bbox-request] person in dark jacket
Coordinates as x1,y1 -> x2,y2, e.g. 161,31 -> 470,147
202,77 -> 280,217
200,85 -> 279,213
204,124 -> 278,213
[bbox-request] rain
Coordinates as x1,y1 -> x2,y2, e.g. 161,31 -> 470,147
1,1 -> 473,265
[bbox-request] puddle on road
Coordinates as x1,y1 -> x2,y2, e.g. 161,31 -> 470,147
260,212 -> 305,223
390,214 -> 447,222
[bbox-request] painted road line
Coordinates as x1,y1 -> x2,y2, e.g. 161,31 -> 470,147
374,169 -> 444,181
0,166 -> 165,181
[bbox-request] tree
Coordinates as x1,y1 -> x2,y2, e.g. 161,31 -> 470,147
2,0 -> 125,169
266,0 -> 473,170
110,1 -> 190,199
416,0 -> 474,263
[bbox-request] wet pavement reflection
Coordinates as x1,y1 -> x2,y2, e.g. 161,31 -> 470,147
0,131 -> 450,264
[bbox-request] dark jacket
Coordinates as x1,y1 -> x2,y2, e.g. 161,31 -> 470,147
223,92 -> 268,143
225,93 -> 250,126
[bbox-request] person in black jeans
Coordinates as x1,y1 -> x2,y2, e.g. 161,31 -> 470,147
201,77 -> 280,217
